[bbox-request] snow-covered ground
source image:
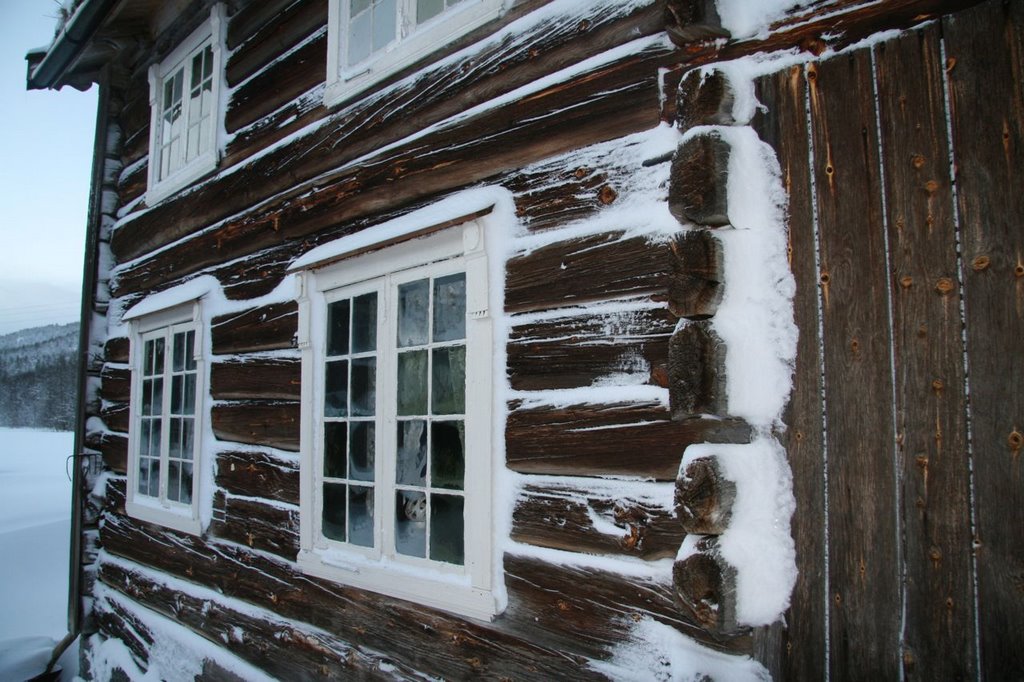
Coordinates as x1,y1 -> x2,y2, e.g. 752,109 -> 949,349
0,428 -> 78,680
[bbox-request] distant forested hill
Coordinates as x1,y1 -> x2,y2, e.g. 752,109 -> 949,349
0,323 -> 79,430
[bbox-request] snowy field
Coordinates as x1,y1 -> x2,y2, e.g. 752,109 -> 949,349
0,428 -> 78,680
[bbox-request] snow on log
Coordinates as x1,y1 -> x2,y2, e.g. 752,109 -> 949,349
675,455 -> 736,535
210,302 -> 297,354
215,450 -> 299,505
669,132 -> 732,227
211,401 -> 301,451
210,491 -> 299,559
210,357 -> 301,401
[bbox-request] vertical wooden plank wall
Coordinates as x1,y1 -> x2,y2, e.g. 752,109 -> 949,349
944,1 -> 1024,677
756,2 -> 1023,675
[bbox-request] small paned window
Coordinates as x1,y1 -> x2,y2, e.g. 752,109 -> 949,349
127,305 -> 206,535
325,0 -> 504,105
146,5 -> 225,205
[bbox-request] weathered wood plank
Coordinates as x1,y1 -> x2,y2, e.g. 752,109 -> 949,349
210,357 -> 301,401
101,402 -> 129,434
669,132 -> 731,227
210,491 -> 299,559
809,50 -> 901,678
676,456 -> 735,535
85,429 -> 128,474
511,479 -> 681,559
503,552 -> 750,659
753,63 -> 826,680
210,302 -> 297,355
944,1 -> 1024,677
506,401 -> 751,480
100,365 -> 130,403
875,25 -> 976,678
215,450 -> 299,505
105,337 -> 129,364
226,0 -> 326,87
676,67 -> 737,132
211,401 -> 300,451
668,319 -> 726,419
673,535 -> 740,635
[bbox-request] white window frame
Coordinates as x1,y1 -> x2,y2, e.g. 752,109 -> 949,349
324,0 -> 504,106
145,4 -> 226,206
296,220 -> 497,620
125,301 -> 206,536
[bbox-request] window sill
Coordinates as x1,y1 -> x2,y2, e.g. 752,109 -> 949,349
144,149 -> 217,207
126,499 -> 202,536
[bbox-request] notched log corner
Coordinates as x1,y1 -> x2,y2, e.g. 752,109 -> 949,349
664,0 -> 730,46
668,230 -> 724,319
668,132 -> 731,228
675,455 -> 736,534
677,68 -> 737,132
673,535 -> 741,635
668,320 -> 726,419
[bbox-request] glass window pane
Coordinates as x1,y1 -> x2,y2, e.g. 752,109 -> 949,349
431,421 -> 464,490
432,273 -> 466,342
397,350 -> 427,415
167,460 -> 181,502
191,51 -> 203,93
173,332 -> 186,371
322,483 -> 347,542
397,279 -> 429,347
372,0 -> 396,51
184,330 -> 196,370
431,346 -> 465,415
150,420 -> 162,460
180,463 -> 193,504
202,45 -> 213,80
327,299 -> 351,356
348,485 -> 374,547
171,375 -> 182,414
396,420 -> 426,486
324,360 -> 349,417
352,293 -> 377,353
153,338 -> 165,376
348,11 -> 372,65
349,422 -> 375,482
395,491 -> 426,558
151,377 -> 164,416
137,458 -> 150,495
351,357 -> 376,417
430,494 -> 464,565
142,379 -> 154,415
351,0 -> 370,17
417,0 -> 444,23
324,422 -> 348,479
183,374 -> 196,415
181,419 -> 194,461
147,458 -> 160,497
169,419 -> 182,460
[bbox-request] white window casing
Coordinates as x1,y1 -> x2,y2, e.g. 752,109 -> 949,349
295,216 -> 498,621
125,300 -> 207,536
324,0 -> 504,107
145,3 -> 226,206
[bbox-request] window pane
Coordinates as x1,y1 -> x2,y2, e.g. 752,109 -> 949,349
153,338 -> 165,376
397,350 -> 427,415
137,458 -> 151,496
142,379 -> 155,415
432,273 -> 466,342
397,279 -> 429,347
171,375 -> 182,414
327,299 -> 351,356
348,485 -> 374,547
430,494 -> 464,565
348,11 -> 372,65
395,491 -> 426,558
351,357 -> 376,416
322,483 -> 347,542
179,463 -> 193,504
349,422 -> 374,481
351,0 -> 370,17
352,292 -> 377,353
190,52 -> 203,96
202,45 -> 213,80
417,0 -> 444,23
181,419 -> 194,461
183,374 -> 196,415
372,0 -> 396,51
173,332 -> 186,371
324,422 -> 348,479
324,360 -> 349,417
396,420 -> 426,486
431,346 -> 465,415
150,420 -> 162,461
151,377 -> 164,416
147,457 -> 160,497
431,421 -> 464,490
169,419 -> 182,460
167,460 -> 180,502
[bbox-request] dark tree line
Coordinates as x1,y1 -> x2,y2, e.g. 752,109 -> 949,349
0,323 -> 79,431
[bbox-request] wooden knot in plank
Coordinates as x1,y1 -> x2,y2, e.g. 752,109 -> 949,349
673,535 -> 740,634
668,320 -> 726,419
675,456 -> 736,534
669,133 -> 731,228
677,68 -> 736,132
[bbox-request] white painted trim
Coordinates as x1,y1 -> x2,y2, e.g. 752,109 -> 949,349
324,0 -> 504,107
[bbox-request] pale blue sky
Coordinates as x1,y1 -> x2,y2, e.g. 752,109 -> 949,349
0,0 -> 97,334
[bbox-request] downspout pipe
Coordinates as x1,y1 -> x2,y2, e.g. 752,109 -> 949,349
27,0 -> 118,91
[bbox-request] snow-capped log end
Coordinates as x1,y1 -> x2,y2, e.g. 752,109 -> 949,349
673,534 -> 741,635
675,455 -> 736,535
676,68 -> 738,131
664,0 -> 731,46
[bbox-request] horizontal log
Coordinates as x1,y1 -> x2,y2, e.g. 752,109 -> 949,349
226,0 -> 327,87
100,365 -> 130,403
93,591 -> 153,670
210,357 -> 301,401
215,450 -> 299,505
105,337 -> 129,364
676,455 -> 735,534
117,159 -> 147,208
511,479 -> 682,559
673,535 -> 741,635
109,5 -> 669,270
211,302 -> 297,354
507,163 -> 623,233
503,552 -> 749,658
210,491 -> 299,559
507,307 -> 674,391
99,510 -> 594,679
506,401 -> 751,479
668,319 -> 727,419
101,402 -> 129,434
91,431 -> 128,474
669,132 -> 731,227
677,67 -> 738,132
211,401 -> 301,451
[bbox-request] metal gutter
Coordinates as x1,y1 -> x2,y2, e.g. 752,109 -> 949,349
27,0 -> 119,90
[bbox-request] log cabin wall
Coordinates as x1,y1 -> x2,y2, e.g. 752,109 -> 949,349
72,0 -> 1023,679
